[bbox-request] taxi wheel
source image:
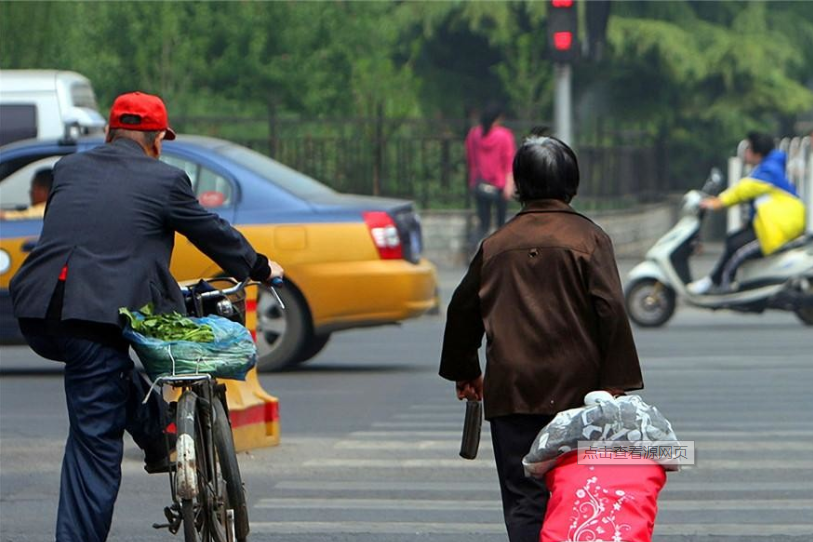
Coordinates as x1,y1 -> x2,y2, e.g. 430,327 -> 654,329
255,286 -> 309,372
293,333 -> 332,365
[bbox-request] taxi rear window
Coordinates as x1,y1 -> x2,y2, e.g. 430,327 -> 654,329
217,145 -> 335,199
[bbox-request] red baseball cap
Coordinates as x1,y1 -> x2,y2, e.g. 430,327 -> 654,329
108,91 -> 176,140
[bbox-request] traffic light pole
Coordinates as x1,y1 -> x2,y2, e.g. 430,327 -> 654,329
553,62 -> 572,145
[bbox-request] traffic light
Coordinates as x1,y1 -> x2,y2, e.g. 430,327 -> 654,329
547,0 -> 579,63
586,0 -> 611,61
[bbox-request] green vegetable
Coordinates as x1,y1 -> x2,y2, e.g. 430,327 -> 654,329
119,304 -> 215,343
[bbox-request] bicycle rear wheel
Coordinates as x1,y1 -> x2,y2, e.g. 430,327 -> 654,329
213,398 -> 250,541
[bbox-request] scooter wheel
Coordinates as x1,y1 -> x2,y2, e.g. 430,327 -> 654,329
794,280 -> 813,326
625,279 -> 676,328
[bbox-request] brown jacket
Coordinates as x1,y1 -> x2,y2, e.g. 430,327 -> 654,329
440,199 -> 643,420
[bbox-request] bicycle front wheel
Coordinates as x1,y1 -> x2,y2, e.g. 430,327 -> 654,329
213,398 -> 250,542
176,391 -> 204,542
181,499 -> 198,542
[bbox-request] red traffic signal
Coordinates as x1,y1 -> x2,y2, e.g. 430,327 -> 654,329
547,0 -> 578,63
553,31 -> 573,51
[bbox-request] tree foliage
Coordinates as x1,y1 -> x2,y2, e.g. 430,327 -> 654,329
1,0 -> 811,187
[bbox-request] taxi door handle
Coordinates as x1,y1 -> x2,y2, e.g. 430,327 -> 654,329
21,239 -> 38,253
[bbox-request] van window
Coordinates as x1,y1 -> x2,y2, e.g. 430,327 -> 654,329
70,83 -> 98,110
0,104 -> 37,146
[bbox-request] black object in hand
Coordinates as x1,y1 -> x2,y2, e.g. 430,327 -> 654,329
460,400 -> 482,460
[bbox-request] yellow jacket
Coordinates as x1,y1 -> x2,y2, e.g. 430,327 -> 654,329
719,178 -> 806,255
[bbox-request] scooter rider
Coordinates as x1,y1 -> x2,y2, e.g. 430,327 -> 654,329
688,131 -> 806,295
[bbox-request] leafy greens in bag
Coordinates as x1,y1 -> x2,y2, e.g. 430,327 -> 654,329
119,304 -> 214,342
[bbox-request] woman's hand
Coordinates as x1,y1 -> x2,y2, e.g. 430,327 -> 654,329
456,375 -> 484,401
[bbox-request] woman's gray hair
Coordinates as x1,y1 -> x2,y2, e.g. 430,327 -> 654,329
512,131 -> 580,204
523,135 -> 549,147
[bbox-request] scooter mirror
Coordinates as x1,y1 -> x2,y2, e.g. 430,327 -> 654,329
702,167 -> 725,195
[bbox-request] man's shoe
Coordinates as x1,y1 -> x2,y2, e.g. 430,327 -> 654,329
687,276 -> 713,295
144,432 -> 177,474
144,455 -> 171,474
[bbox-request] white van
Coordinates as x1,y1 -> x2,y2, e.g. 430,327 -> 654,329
0,70 -> 106,146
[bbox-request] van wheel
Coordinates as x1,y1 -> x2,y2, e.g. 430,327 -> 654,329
625,279 -> 676,328
255,286 -> 309,371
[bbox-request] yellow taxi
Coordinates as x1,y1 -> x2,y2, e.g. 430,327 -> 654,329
0,135 -> 438,370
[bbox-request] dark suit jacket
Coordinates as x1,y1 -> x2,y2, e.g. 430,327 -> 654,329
11,138 -> 262,326
440,199 -> 643,420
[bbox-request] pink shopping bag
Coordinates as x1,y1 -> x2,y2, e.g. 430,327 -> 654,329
541,450 -> 666,542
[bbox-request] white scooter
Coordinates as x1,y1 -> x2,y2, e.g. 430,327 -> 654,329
625,169 -> 813,327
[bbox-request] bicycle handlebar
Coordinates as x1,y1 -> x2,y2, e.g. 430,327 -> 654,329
179,276 -> 285,308
179,277 -> 255,299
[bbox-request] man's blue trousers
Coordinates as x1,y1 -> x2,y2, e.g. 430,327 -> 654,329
24,332 -> 164,542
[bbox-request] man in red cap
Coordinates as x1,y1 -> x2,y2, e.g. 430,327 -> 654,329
10,91 -> 283,542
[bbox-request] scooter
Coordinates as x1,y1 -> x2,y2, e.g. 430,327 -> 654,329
625,169 -> 813,327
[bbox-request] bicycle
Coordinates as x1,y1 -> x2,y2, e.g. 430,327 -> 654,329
149,277 -> 279,542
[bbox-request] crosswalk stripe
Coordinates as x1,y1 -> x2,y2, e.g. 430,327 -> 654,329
370,421 -> 476,429
394,416 -> 813,424
249,521 -> 506,534
247,521 -> 813,536
352,429 -> 813,438
271,480 -> 813,492
334,439 -> 810,451
655,524 -> 813,536
254,497 -> 813,511
255,498 -> 501,510
300,458 -> 813,469
395,410 -> 813,427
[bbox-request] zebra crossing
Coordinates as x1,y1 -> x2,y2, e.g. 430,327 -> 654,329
245,401 -> 813,540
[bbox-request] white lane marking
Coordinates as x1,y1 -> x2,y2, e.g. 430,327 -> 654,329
301,459 -> 494,469
255,497 -> 813,511
334,439 -> 810,451
300,458 -> 813,469
247,521 -> 813,536
255,498 -> 500,510
370,421 -> 486,429
272,480 -> 813,493
655,524 -> 813,536
249,522 -> 505,534
351,429 -> 812,438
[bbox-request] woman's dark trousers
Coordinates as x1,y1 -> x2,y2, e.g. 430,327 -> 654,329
490,414 -> 554,542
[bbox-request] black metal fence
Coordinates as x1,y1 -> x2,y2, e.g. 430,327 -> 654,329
174,115 -> 667,209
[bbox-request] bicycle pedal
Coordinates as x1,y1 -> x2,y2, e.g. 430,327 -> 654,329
151,506 -> 182,534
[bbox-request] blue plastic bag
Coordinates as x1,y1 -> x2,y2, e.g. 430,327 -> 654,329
123,314 -> 257,381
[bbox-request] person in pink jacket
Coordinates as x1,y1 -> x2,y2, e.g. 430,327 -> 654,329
466,103 -> 517,241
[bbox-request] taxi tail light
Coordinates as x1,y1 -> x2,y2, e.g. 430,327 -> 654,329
363,211 -> 403,260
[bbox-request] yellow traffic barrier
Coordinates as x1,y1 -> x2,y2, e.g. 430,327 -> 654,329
224,286 -> 280,451
169,280 -> 280,451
